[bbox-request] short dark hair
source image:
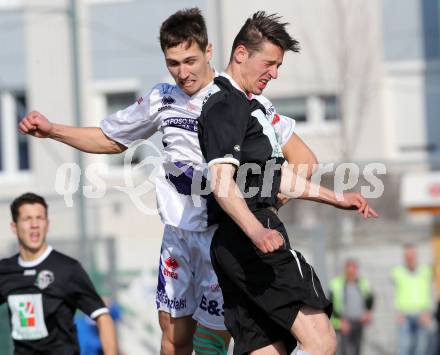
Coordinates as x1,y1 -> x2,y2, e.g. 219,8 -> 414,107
159,8 -> 208,52
230,11 -> 300,60
10,193 -> 48,223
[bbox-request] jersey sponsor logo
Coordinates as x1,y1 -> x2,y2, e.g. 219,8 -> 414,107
8,294 -> 48,340
163,257 -> 179,279
233,145 -> 240,152
163,117 -> 198,132
19,301 -> 36,327
156,289 -> 187,310
35,270 -> 54,290
199,294 -> 224,317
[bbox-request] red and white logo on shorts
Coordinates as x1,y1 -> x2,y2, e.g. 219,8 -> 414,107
163,257 -> 179,279
165,257 -> 179,270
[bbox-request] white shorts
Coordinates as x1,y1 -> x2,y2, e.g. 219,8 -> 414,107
156,224 -> 226,330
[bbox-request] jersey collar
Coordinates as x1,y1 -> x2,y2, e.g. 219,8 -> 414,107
176,68 -> 217,99
219,72 -> 254,100
18,245 -> 53,268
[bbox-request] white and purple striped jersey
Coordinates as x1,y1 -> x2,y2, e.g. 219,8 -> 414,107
100,77 -> 295,231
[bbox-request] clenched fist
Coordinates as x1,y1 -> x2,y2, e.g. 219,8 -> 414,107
18,111 -> 53,138
249,226 -> 285,253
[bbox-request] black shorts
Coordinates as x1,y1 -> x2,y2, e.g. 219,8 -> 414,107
211,209 -> 332,355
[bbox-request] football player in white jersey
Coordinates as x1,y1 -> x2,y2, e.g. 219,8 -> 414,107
18,8 -> 317,355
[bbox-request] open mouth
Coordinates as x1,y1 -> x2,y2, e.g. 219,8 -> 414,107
257,78 -> 269,90
29,233 -> 40,242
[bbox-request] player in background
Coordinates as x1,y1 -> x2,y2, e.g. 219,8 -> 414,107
0,192 -> 118,355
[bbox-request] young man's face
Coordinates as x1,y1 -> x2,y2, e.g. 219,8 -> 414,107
164,41 -> 213,96
239,41 -> 284,95
11,203 -> 49,254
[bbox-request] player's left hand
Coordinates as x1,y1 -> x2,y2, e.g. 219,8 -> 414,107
336,192 -> 379,219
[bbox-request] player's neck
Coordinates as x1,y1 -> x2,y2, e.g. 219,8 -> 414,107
225,65 -> 247,94
200,66 -> 215,90
19,243 -> 49,262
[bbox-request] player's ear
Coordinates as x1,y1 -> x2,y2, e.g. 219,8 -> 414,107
233,44 -> 248,64
205,43 -> 213,62
10,221 -> 17,235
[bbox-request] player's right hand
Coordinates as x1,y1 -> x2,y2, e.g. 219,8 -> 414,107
249,226 -> 285,253
18,111 -> 53,138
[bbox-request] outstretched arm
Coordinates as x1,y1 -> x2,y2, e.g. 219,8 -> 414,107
19,111 -> 126,154
280,164 -> 379,219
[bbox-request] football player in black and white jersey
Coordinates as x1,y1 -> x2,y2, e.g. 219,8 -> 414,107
0,193 -> 118,355
198,12 -> 379,355
18,8 -> 319,355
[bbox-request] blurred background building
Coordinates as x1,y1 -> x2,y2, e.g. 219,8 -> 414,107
0,0 -> 439,354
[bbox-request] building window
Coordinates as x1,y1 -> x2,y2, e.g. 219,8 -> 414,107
105,92 -> 138,167
270,97 -> 307,122
106,92 -> 136,116
269,95 -> 340,128
16,94 -> 30,170
0,91 -> 30,175
321,95 -> 339,121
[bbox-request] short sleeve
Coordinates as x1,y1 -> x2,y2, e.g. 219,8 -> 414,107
200,98 -> 248,168
253,95 -> 295,147
275,114 -> 296,147
69,262 -> 108,320
100,87 -> 159,147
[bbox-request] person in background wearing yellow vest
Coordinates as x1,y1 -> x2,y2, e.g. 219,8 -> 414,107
391,244 -> 433,355
329,259 -> 374,355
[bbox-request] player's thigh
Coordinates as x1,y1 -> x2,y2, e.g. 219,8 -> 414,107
290,305 -> 335,348
159,311 -> 197,344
